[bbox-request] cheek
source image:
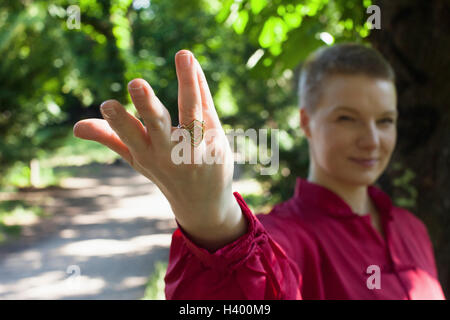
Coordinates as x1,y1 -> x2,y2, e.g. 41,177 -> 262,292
380,129 -> 397,156
313,125 -> 352,164
378,134 -> 396,175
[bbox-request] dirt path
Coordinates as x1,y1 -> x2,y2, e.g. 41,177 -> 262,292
0,162 -> 178,299
0,162 -> 261,299
0,160 -> 261,299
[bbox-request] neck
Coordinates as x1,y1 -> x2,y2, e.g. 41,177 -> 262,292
307,170 -> 371,216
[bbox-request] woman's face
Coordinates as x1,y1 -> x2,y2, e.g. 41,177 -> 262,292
300,74 -> 398,187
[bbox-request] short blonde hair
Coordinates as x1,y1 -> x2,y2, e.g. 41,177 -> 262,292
298,43 -> 395,112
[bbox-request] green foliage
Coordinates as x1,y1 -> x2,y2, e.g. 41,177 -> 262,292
391,162 -> 418,209
217,0 -> 371,202
240,191 -> 281,214
0,0 -> 128,186
218,0 -> 371,79
42,133 -> 120,167
0,134 -> 118,190
141,261 -> 168,300
1,0 -> 373,203
0,200 -> 49,244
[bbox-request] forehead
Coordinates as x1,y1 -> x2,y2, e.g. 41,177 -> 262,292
316,74 -> 397,115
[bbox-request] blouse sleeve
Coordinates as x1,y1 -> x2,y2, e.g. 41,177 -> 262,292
164,192 -> 302,300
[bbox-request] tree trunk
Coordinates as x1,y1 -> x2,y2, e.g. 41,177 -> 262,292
369,0 -> 450,297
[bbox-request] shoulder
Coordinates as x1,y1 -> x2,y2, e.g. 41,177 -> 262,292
389,205 -> 441,277
370,183 -> 427,234
390,205 -> 436,258
391,205 -> 429,236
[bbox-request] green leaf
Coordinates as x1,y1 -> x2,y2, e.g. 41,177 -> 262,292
233,10 -> 249,34
283,13 -> 302,29
258,17 -> 288,48
251,0 -> 268,15
215,0 -> 235,23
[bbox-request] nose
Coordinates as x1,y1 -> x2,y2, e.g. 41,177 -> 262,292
357,121 -> 380,150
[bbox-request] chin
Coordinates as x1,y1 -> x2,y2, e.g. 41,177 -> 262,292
336,170 -> 380,187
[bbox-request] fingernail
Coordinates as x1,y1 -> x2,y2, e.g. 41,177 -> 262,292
180,53 -> 191,67
100,103 -> 116,119
128,80 -> 143,91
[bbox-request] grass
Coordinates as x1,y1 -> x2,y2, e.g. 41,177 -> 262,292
1,133 -> 120,191
141,261 -> 168,300
0,134 -> 120,244
41,133 -> 120,168
0,200 -> 50,245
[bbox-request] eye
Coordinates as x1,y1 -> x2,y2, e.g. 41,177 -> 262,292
378,118 -> 394,124
338,116 -> 354,121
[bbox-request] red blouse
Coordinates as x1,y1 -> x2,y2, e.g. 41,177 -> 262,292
164,177 -> 445,299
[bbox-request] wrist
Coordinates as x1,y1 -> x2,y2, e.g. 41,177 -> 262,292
174,192 -> 247,252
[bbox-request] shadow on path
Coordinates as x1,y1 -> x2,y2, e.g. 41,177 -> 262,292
0,162 -> 177,299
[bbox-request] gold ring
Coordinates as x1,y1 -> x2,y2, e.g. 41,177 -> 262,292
177,119 -> 205,147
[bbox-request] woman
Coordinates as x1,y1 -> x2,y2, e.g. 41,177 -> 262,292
73,43 -> 445,299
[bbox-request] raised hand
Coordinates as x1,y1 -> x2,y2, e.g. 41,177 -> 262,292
73,50 -> 246,251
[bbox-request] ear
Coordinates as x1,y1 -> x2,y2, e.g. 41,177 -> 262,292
300,108 -> 312,139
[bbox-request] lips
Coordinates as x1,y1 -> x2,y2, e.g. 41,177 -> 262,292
351,158 -> 379,161
349,158 -> 379,168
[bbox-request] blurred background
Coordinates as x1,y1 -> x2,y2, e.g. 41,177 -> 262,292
0,0 -> 448,299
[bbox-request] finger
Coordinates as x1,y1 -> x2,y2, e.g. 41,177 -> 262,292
193,57 -> 222,131
99,99 -> 150,154
127,78 -> 172,149
175,50 -> 203,130
73,119 -> 133,165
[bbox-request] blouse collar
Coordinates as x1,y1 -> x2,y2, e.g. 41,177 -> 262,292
293,177 -> 393,221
